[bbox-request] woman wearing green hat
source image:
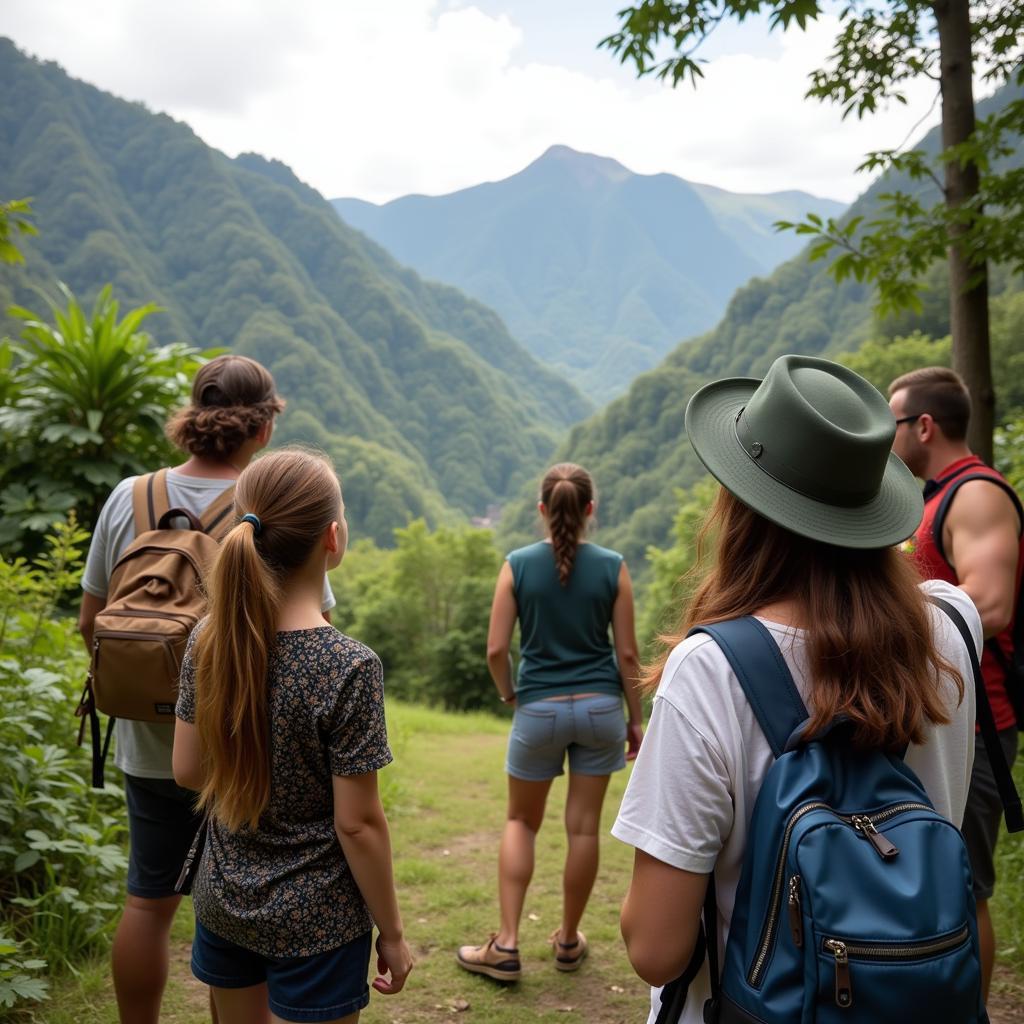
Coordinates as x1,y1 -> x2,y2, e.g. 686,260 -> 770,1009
611,355 -> 980,1024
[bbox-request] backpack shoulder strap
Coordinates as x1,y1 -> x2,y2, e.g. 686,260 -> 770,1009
130,469 -> 171,534
200,483 -> 236,542
688,616 -> 808,759
929,594 -> 1023,833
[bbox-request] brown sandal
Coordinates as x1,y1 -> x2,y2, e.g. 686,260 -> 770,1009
550,929 -> 588,971
456,934 -> 522,981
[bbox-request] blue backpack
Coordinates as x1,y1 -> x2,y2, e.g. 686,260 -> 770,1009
657,599 -> 1022,1024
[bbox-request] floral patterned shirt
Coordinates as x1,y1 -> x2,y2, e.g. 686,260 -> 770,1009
176,626 -> 392,958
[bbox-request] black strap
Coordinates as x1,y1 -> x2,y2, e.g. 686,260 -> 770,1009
87,707 -> 114,790
655,880 -> 718,1024
930,595 -> 1023,833
175,816 -> 209,894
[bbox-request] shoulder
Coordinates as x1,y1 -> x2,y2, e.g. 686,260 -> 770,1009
99,476 -> 140,519
655,632 -> 738,722
946,472 -> 1022,529
583,542 -> 624,565
506,542 -> 546,569
313,630 -> 382,677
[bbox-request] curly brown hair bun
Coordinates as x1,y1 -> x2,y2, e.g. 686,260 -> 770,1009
540,463 -> 594,587
165,355 -> 286,459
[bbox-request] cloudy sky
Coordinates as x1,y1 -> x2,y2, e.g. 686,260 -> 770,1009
2,0 -> 952,205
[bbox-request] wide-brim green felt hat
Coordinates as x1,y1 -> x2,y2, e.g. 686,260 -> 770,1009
684,354 -> 923,549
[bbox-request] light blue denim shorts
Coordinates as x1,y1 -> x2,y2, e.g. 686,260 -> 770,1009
506,693 -> 627,780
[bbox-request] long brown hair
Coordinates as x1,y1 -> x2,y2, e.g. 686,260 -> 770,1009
647,487 -> 963,751
541,463 -> 594,586
193,448 -> 341,831
166,354 -> 286,459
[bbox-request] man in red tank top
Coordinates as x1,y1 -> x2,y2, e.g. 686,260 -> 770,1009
889,366 -> 1022,1003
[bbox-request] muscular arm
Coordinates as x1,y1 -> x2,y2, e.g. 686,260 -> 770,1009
621,849 -> 708,986
945,480 -> 1021,638
486,561 -> 517,702
611,561 -> 644,758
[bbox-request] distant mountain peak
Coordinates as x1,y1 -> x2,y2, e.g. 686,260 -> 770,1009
526,144 -> 633,186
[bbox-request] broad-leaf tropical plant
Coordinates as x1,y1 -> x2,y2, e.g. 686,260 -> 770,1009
0,283 -> 209,556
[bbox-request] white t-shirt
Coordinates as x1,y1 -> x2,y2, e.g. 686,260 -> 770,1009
611,579 -> 980,1024
82,470 -> 337,779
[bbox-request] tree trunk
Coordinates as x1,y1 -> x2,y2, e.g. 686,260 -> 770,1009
934,0 -> 994,463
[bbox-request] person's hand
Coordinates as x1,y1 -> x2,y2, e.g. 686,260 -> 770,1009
373,933 -> 413,994
626,722 -> 644,761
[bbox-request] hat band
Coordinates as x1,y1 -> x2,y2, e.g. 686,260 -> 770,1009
734,408 -> 880,508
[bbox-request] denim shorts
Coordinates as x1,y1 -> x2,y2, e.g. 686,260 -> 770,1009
124,774 -> 204,899
191,919 -> 372,1022
506,693 -> 627,780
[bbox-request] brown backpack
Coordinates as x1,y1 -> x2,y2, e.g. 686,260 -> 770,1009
77,469 -> 236,786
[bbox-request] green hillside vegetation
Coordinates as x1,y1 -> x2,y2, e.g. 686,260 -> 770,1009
0,40 -> 590,544
505,82 -> 1024,566
334,146 -> 844,403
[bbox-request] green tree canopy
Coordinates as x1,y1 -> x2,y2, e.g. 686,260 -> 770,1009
602,0 -> 1024,460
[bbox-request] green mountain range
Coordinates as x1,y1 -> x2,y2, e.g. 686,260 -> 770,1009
499,83 -> 1024,567
333,146 -> 845,403
0,39 -> 592,543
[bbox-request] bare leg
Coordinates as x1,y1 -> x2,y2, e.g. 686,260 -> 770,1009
497,775 -> 553,949
560,773 -> 610,943
211,983 -> 270,1024
112,893 -> 181,1024
977,898 -> 995,1004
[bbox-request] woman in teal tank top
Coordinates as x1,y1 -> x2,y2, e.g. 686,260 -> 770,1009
456,463 -> 644,981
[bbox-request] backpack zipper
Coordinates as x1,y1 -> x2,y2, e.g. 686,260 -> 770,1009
747,800 -> 933,987
822,926 -> 970,1008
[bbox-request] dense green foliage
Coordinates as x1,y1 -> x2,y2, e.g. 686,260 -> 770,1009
335,146 -> 843,403
0,285 -> 203,556
0,40 -> 590,543
330,522 -> 506,712
0,518 -> 126,1013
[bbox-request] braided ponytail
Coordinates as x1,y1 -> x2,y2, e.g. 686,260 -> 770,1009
540,463 -> 595,586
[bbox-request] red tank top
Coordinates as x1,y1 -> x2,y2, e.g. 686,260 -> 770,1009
906,455 -> 1023,731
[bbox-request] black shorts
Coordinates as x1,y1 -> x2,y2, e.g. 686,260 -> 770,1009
962,727 -> 1018,901
124,774 -> 204,899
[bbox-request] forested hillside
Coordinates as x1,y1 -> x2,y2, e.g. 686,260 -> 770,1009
499,83 -> 1024,566
0,40 -> 591,543
334,146 -> 843,402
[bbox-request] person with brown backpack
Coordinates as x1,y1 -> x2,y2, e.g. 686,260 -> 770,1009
77,355 -> 336,1024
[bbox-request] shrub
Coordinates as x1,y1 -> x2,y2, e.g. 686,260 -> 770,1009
0,516 -> 126,1013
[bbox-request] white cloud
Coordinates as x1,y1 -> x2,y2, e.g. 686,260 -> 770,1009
1,0 -> 947,204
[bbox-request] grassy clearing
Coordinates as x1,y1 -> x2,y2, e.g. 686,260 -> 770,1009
38,703 -> 1024,1024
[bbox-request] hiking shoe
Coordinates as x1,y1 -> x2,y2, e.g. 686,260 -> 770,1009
550,929 -> 588,971
456,934 -> 522,981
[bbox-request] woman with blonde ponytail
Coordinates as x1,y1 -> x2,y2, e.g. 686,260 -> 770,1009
79,355 -> 339,1024
172,448 -> 412,1024
457,463 -> 644,981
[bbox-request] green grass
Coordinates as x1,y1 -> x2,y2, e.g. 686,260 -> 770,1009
36,703 -> 1024,1023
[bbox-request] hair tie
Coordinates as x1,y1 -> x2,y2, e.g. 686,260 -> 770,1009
240,512 -> 263,536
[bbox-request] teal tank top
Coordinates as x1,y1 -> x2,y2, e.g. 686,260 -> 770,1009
506,541 -> 624,706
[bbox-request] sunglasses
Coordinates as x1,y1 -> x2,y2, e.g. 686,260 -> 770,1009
894,414 -> 922,426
